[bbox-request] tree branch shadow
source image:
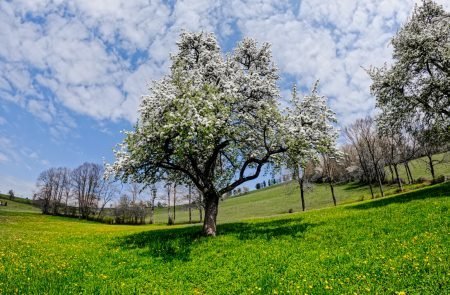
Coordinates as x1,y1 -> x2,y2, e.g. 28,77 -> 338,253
114,218 -> 318,262
347,182 -> 449,210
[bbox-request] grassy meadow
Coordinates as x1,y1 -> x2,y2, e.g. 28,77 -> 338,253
150,153 -> 450,224
0,182 -> 449,294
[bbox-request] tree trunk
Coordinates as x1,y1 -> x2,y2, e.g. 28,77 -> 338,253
173,185 -> 176,224
356,153 -> 374,199
167,185 -> 173,225
368,181 -> 374,199
198,190 -> 203,223
150,198 -> 154,224
427,155 -> 435,181
202,191 -> 219,236
329,180 -> 336,206
405,161 -> 414,183
188,186 -> 192,224
366,168 -> 375,199
393,163 -> 403,191
299,177 -> 305,211
375,166 -> 385,198
404,162 -> 411,184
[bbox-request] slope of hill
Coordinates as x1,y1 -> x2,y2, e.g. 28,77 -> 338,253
0,182 -> 448,294
0,196 -> 39,213
149,152 -> 449,224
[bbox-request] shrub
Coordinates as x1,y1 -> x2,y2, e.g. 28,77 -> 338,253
432,175 -> 447,184
288,208 -> 294,213
415,177 -> 427,184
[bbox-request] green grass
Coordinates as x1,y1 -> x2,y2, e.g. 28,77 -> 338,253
150,179 -> 429,225
148,152 -> 449,225
0,198 -> 39,214
1,182 -> 449,294
387,152 -> 450,181
0,194 -> 34,205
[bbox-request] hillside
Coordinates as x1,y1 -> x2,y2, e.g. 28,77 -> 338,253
0,196 -> 39,214
150,152 -> 450,224
0,182 -> 449,294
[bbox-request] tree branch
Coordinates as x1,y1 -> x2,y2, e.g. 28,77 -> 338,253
219,146 -> 286,194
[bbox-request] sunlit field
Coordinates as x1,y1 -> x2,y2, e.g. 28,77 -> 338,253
149,153 -> 450,224
1,182 -> 448,294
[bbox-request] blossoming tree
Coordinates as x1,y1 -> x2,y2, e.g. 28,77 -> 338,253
107,31 -> 340,236
285,82 -> 339,211
368,0 -> 449,129
106,32 -> 287,236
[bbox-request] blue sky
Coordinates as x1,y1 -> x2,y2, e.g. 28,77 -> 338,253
1,0 -> 448,197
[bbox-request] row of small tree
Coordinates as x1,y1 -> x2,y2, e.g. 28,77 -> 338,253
34,163 -> 117,219
34,163 -> 206,225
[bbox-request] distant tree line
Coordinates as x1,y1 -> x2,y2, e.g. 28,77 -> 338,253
33,163 -> 205,225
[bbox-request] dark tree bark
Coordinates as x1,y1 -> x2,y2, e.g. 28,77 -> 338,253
405,161 -> 414,183
329,181 -> 336,206
427,155 -> 436,181
404,162 -> 412,184
356,153 -> 375,199
198,191 -> 203,223
375,165 -> 385,198
393,163 -> 403,191
298,177 -> 305,211
202,190 -> 219,236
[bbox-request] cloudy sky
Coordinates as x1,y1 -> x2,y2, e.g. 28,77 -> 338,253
1,0 -> 448,197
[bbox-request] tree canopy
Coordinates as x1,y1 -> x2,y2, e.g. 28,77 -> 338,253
106,31 -> 341,236
368,0 -> 449,130
106,32 -> 291,235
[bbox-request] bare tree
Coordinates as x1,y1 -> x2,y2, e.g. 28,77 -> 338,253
292,160 -> 316,211
379,129 -> 404,191
320,154 -> 340,206
345,118 -> 385,198
413,124 -> 447,181
345,124 -> 375,198
97,180 -> 120,219
50,167 -> 71,215
35,168 -> 64,215
71,163 -> 102,219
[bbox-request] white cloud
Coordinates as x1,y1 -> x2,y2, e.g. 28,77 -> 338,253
0,136 -> 20,163
1,0 -> 449,130
27,100 -> 53,123
225,0 -> 449,126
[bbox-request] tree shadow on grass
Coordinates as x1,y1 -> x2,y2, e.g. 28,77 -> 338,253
348,182 -> 449,210
342,182 -> 370,191
115,218 -> 318,262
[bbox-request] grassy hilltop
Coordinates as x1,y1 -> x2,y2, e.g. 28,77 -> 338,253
0,182 -> 448,294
